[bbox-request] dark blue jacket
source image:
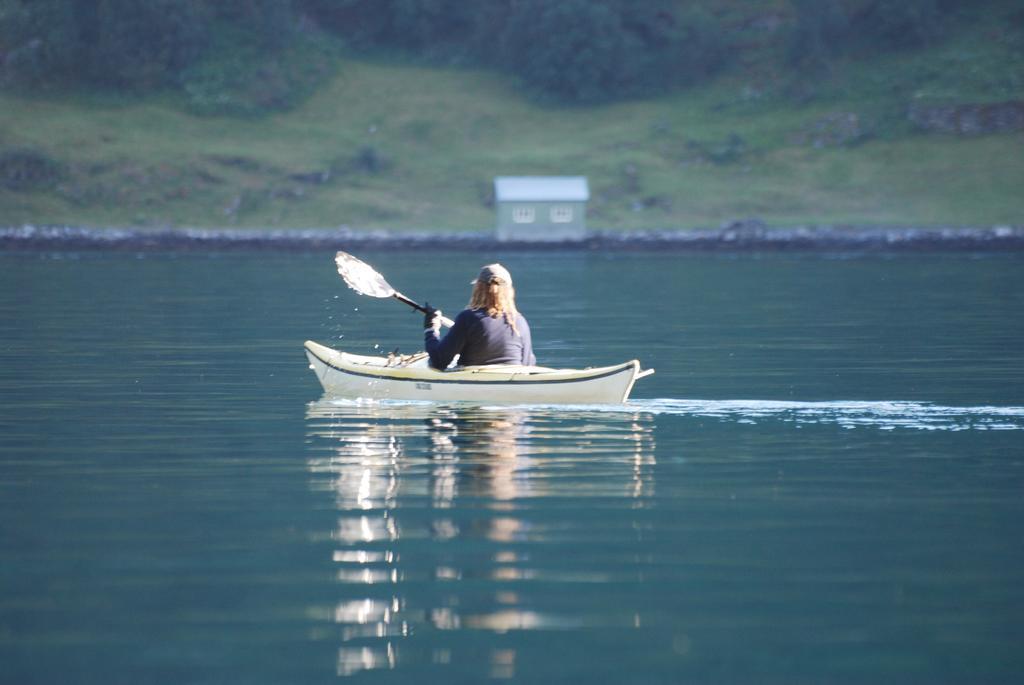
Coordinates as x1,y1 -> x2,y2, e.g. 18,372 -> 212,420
425,308 -> 536,369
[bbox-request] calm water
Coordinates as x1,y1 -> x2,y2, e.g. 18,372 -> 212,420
2,250 -> 1023,684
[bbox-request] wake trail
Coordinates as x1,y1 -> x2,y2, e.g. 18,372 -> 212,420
311,397 -> 1024,431
622,398 -> 1024,431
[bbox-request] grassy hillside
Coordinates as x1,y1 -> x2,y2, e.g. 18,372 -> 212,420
1,10 -> 1022,231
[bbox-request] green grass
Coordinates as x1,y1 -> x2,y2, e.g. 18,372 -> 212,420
1,17 -> 1022,231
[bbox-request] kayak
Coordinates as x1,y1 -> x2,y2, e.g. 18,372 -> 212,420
304,340 -> 653,404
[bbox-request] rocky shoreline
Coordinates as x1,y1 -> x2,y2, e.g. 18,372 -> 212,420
2,222 -> 1022,252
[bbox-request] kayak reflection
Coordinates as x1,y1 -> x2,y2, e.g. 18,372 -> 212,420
425,406 -> 531,509
304,399 -> 657,676
305,399 -> 657,512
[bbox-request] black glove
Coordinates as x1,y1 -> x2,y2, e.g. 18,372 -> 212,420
423,303 -> 439,331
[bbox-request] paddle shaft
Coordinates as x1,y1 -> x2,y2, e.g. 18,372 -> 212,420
393,292 -> 455,328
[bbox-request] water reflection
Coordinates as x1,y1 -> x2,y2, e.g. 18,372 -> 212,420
305,399 -> 656,676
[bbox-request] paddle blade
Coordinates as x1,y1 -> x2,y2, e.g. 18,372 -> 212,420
335,251 -> 395,298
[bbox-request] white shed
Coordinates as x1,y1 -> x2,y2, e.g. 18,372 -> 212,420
494,176 -> 589,241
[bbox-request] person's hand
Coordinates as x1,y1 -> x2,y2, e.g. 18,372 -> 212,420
423,303 -> 442,333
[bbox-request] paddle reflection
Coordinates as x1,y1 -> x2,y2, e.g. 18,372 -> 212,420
305,399 -> 656,676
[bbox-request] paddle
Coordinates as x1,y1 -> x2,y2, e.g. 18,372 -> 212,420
335,251 -> 455,328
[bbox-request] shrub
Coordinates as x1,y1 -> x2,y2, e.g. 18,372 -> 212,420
851,0 -> 943,49
0,148 -> 64,190
492,0 -> 729,103
180,28 -> 338,116
0,0 -> 209,89
787,0 -> 849,70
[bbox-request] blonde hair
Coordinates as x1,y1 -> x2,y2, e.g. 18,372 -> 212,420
469,279 -> 520,334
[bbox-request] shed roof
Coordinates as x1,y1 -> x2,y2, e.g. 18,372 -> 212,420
494,176 -> 590,202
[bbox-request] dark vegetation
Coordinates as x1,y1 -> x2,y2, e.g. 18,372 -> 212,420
0,0 -> 998,110
0,148 -> 63,190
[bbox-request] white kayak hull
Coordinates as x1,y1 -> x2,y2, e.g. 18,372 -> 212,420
304,340 -> 652,404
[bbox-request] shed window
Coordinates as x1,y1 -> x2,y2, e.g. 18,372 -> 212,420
512,207 -> 535,223
550,205 -> 573,223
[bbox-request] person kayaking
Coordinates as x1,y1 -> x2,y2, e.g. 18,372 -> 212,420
423,263 -> 536,370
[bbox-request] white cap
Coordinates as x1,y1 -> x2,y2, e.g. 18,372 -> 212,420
472,263 -> 513,286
